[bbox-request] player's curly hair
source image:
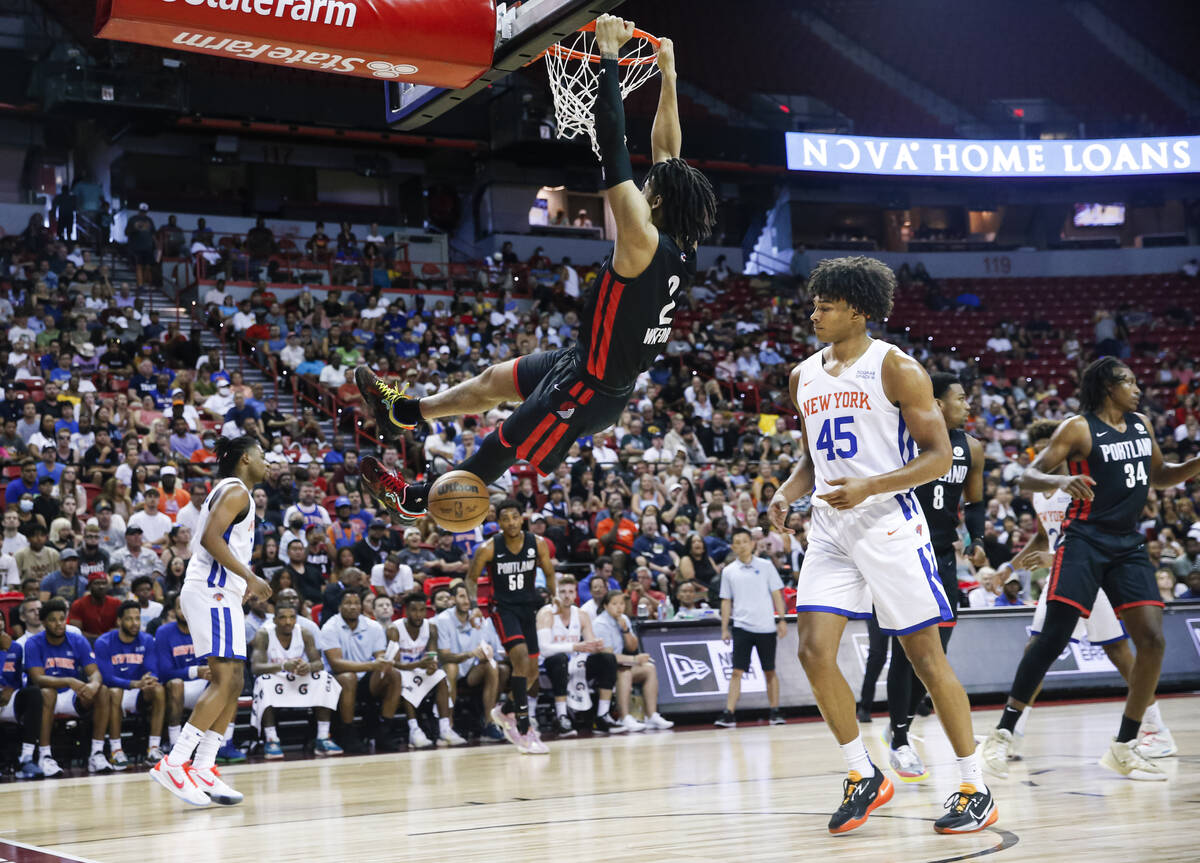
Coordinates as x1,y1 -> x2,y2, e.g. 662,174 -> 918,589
930,372 -> 961,400
645,158 -> 718,251
1078,357 -> 1128,414
808,256 -> 896,322
1027,419 -> 1061,445
214,435 -> 260,477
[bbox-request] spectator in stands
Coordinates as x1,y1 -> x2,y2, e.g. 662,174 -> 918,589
250,602 -> 343,758
632,513 -> 677,589
573,209 -> 593,228
994,570 -> 1028,607
968,567 -> 1001,608
129,575 -> 163,628
320,587 -> 403,753
95,599 -> 165,767
111,526 -> 162,585
128,490 -> 171,548
5,459 -> 38,505
397,526 -> 437,583
281,538 -> 325,607
591,591 -> 671,732
24,597 -> 111,774
68,573 -> 122,640
174,480 -> 206,536
594,492 -> 638,565
35,542 -> 77,601
369,552 -> 413,599
320,566 -> 367,627
125,204 -> 156,287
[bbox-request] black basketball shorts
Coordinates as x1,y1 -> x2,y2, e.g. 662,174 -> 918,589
499,348 -> 630,476
1046,523 -> 1162,617
491,603 -> 540,659
731,627 -> 778,673
933,544 -> 960,626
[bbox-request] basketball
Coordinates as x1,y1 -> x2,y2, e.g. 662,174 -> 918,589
427,470 -> 490,531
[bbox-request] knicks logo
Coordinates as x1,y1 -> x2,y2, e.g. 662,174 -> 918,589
213,592 -> 224,602
556,399 -> 578,420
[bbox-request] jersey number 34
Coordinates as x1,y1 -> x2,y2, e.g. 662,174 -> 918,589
814,417 -> 858,461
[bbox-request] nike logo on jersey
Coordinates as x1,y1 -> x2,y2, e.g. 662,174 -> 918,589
803,380 -> 814,387
1096,431 -> 1109,437
887,527 -> 901,535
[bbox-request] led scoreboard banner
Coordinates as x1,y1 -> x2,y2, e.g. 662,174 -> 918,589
785,133 -> 1200,178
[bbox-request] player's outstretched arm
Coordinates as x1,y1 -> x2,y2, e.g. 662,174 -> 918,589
650,37 -> 680,163
1020,416 -> 1095,498
593,14 -> 658,278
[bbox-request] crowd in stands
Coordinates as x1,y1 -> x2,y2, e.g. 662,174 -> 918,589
3,213 -> 1200,781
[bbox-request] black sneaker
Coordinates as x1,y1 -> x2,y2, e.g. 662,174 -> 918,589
916,696 -> 933,717
556,714 -> 577,738
827,769 -> 893,834
856,704 -> 873,723
593,713 -> 627,734
768,708 -> 786,726
339,727 -> 368,755
933,785 -> 998,834
714,710 -> 736,728
355,365 -> 418,441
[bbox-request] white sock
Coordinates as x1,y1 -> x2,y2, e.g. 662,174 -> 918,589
438,716 -> 451,735
91,739 -> 105,756
1143,702 -> 1163,730
408,718 -> 419,732
168,725 -> 181,745
317,721 -> 331,740
598,698 -> 611,716
110,740 -> 124,755
21,742 -> 35,762
166,723 -> 205,768
958,753 -> 985,789
555,701 -> 568,717
264,726 -> 280,743
224,726 -> 234,743
191,730 -> 223,771
839,735 -> 874,778
38,746 -> 52,762
528,696 -> 538,716
1014,705 -> 1031,735
148,735 -> 161,750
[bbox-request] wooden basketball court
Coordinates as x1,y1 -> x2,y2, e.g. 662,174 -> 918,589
3,697 -> 1195,863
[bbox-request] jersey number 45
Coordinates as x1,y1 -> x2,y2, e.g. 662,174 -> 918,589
814,417 -> 858,461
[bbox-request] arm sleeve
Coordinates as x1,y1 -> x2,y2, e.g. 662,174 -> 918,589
963,501 -> 987,547
593,58 -> 633,188
537,628 -> 573,656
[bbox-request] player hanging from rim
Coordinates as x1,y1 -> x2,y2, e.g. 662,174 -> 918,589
768,257 -> 998,835
352,14 -> 717,518
977,363 -> 1196,781
993,419 -> 1175,765
882,372 -> 986,782
150,436 -> 272,807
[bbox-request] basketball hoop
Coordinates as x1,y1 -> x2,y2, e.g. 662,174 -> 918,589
543,20 -> 661,159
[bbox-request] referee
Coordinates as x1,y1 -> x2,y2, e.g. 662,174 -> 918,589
715,527 -> 787,728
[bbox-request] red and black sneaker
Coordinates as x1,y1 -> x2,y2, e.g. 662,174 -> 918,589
355,366 -> 418,442
360,456 -> 427,519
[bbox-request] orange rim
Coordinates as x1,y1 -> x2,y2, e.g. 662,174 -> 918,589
542,20 -> 661,65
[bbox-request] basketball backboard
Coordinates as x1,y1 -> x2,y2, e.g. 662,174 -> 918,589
384,0 -> 626,129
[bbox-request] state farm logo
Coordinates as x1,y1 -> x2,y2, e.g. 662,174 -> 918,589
367,60 -> 418,79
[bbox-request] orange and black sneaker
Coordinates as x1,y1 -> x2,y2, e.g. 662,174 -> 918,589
933,784 -> 997,834
827,768 -> 893,835
355,366 -> 419,441
360,456 -> 427,520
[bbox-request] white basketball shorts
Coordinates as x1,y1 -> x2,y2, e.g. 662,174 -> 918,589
1031,585 -> 1126,645
796,492 -> 954,635
180,579 -> 247,661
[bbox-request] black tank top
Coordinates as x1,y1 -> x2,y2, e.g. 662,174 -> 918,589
914,428 -> 971,551
1065,412 -> 1152,535
490,532 -> 540,608
574,232 -> 694,395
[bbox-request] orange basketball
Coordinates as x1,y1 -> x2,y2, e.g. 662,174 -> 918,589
427,470 -> 490,532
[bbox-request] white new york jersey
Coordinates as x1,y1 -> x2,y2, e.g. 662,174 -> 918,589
184,477 -> 255,596
1033,488 -> 1072,550
796,339 -> 912,509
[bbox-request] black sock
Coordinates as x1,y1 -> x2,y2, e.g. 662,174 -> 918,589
1116,714 -> 1141,744
511,676 -> 529,735
891,721 -> 909,749
998,705 -> 1022,733
389,396 -> 423,426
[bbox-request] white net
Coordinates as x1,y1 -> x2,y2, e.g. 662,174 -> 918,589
544,26 -> 661,159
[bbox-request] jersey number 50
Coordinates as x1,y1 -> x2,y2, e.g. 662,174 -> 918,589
814,417 -> 858,461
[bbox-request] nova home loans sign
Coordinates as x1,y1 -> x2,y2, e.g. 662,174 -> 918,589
784,133 -> 1200,178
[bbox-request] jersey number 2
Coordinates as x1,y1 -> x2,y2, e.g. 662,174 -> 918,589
657,276 -> 681,325
814,417 -> 858,461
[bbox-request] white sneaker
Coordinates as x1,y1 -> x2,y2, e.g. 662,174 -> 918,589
978,728 -> 1012,779
149,758 -> 211,807
39,755 -> 64,778
146,745 -> 166,762
110,749 -> 129,772
409,727 -> 434,749
644,712 -> 674,730
1135,726 -> 1178,759
1100,738 -> 1168,781
491,705 -> 523,748
887,744 -> 929,782
441,728 -> 468,747
524,728 -> 549,755
1008,730 -> 1024,761
87,752 -> 113,774
621,714 -> 646,733
190,765 -> 244,805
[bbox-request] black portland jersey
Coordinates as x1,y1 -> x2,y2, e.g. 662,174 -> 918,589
914,428 -> 971,551
575,232 -> 694,394
490,532 -> 540,608
1066,412 -> 1152,535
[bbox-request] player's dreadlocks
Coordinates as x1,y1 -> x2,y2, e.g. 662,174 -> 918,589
1078,356 -> 1128,414
807,256 -> 896,322
645,157 -> 718,251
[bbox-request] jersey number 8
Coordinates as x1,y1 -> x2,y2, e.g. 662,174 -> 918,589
814,417 -> 858,461
931,484 -> 944,510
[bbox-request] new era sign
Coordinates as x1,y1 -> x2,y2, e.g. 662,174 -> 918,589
659,639 -> 765,698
